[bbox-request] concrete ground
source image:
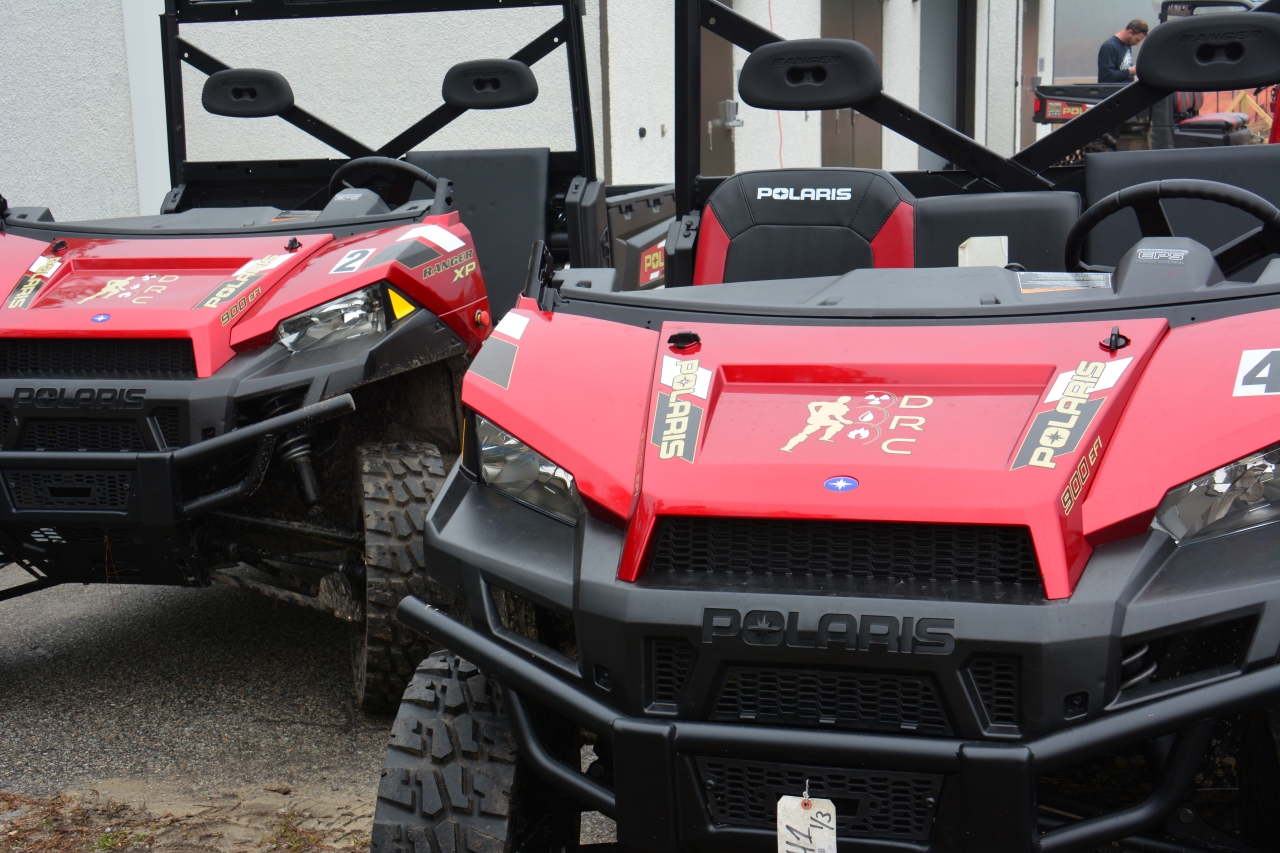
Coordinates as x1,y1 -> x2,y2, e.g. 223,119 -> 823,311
0,565 -> 616,850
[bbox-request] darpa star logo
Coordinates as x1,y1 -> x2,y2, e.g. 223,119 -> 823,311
757,187 -> 854,201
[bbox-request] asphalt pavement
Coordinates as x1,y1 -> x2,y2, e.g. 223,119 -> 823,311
0,564 -> 388,804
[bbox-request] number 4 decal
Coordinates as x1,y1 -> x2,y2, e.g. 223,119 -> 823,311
1234,349 -> 1280,396
330,248 -> 374,274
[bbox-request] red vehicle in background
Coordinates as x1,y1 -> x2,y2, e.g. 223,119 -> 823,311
0,0 -> 604,714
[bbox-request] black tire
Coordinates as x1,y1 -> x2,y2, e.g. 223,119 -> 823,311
354,442 -> 448,712
372,651 -> 520,853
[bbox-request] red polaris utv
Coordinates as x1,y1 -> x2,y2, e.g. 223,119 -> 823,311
374,3 -> 1280,852
0,0 -> 609,713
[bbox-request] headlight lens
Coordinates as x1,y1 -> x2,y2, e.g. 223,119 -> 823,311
476,414 -> 583,524
1151,443 -> 1280,544
275,285 -> 385,353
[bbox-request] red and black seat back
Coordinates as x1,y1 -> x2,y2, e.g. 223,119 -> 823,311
692,168 -> 916,285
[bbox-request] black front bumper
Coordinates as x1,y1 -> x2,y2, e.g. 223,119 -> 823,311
0,308 -> 465,586
413,463 -> 1280,853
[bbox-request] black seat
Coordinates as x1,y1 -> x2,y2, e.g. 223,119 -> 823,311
693,168 -> 918,284
914,192 -> 1082,271
405,148 -> 548,318
1084,145 -> 1280,278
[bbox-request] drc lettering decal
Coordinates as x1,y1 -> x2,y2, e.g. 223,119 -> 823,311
651,355 -> 711,463
1012,357 -> 1131,470
195,254 -> 289,312
7,256 -> 63,310
78,274 -> 178,305
756,187 -> 853,201
702,608 -> 956,656
781,391 -> 934,456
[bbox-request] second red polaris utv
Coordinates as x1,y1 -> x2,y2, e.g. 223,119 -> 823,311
0,0 -> 607,713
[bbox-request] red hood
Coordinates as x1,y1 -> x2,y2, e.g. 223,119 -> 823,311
465,298 -> 1193,599
0,213 -> 490,376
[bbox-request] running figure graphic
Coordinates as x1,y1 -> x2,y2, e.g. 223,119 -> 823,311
781,396 -> 854,452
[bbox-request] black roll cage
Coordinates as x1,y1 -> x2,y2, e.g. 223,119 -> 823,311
159,0 -> 596,208
673,0 -> 1280,216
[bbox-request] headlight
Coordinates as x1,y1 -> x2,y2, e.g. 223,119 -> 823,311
276,285 -> 385,353
475,414 -> 583,524
1151,443 -> 1280,544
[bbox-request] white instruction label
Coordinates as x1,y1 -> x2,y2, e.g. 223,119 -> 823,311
1017,271 -> 1112,293
777,795 -> 836,853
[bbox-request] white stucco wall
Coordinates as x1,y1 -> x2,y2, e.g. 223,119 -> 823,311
730,0 -> 823,172
974,0 -> 1022,157
0,0 -> 139,221
603,0 -> 675,185
1036,0 -> 1056,141
880,0 -> 921,171
2,1 -> 605,220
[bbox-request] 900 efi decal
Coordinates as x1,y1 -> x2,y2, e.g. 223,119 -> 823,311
652,356 -> 710,462
194,254 -> 289,324
1012,357 -> 1131,470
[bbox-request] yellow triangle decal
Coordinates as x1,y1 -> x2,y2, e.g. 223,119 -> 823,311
388,288 -> 416,320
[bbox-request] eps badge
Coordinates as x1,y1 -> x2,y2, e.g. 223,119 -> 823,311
777,785 -> 836,853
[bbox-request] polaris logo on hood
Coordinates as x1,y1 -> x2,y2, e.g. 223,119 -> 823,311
702,607 -> 955,655
757,187 -> 854,201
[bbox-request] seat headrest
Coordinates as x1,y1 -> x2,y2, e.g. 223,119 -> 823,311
1139,12 -> 1280,91
202,69 -> 294,118
739,39 -> 882,111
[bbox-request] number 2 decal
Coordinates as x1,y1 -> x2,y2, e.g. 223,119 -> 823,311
330,248 -> 374,274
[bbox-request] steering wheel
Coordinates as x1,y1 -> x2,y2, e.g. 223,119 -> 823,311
327,156 -> 452,213
1063,179 -> 1280,279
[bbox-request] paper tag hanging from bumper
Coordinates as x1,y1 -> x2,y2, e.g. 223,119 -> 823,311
776,794 -> 836,853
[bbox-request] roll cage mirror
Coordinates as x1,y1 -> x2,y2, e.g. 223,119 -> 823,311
442,59 -> 538,109
201,68 -> 295,117
737,39 -> 881,111
1138,11 -> 1280,90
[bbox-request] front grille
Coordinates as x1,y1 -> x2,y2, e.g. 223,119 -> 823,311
152,407 -> 182,448
648,517 -> 1041,586
696,756 -> 942,841
0,406 -> 11,442
967,656 -> 1020,729
712,666 -> 952,736
20,420 -> 146,452
4,471 -> 132,510
649,638 -> 696,708
0,339 -> 197,379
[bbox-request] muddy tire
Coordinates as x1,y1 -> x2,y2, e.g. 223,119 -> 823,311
371,652 -> 520,853
354,442 -> 449,712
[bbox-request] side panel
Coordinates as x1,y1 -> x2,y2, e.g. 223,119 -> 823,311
1084,307 -> 1280,543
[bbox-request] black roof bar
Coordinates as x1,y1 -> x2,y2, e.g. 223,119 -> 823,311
164,0 -> 596,185
178,40 -> 377,160
174,0 -> 562,25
